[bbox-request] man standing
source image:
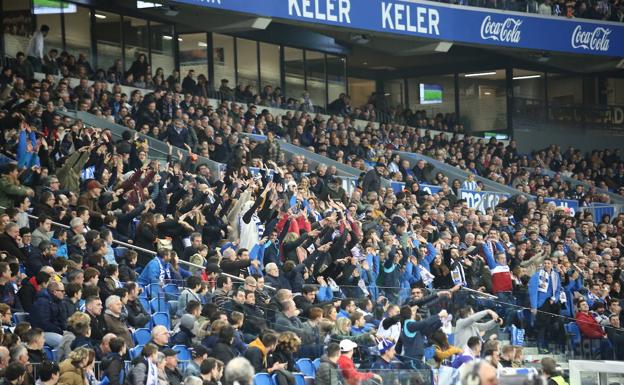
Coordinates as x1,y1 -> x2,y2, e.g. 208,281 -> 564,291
138,249 -> 172,286
26,25 -> 49,72
529,258 -> 563,353
371,339 -> 397,370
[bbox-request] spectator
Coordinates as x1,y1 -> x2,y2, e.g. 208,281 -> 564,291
223,357 -> 254,385
315,342 -> 342,385
183,345 -> 209,378
29,280 -> 65,348
337,339 -> 381,385
58,347 -> 93,385
100,337 -> 127,385
103,295 -> 134,349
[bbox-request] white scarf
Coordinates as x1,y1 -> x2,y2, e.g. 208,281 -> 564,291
537,268 -> 559,301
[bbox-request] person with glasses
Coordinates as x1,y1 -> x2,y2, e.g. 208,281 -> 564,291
29,280 -> 66,348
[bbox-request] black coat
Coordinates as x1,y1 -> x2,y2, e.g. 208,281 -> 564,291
211,342 -> 236,366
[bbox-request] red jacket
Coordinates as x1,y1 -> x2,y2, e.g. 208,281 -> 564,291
576,311 -> 605,339
337,355 -> 374,385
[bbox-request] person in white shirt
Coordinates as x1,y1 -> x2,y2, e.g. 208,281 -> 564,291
26,25 -> 49,72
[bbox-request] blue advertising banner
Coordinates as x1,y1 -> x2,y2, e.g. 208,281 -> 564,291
543,198 -> 579,216
460,189 -> 510,213
391,182 -> 442,194
174,0 -> 624,57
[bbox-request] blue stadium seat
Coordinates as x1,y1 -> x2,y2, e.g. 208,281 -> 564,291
151,312 -> 171,329
129,345 -> 144,360
52,348 -> 60,362
168,300 -> 179,317
173,345 -> 191,361
294,373 -> 306,385
447,333 -> 454,345
43,346 -> 53,361
254,373 -> 272,385
114,247 -> 128,260
133,328 -> 152,346
150,297 -> 169,313
312,358 -> 320,370
13,312 -> 29,324
148,283 -> 164,299
271,373 -> 278,385
163,284 -> 180,297
295,358 -> 315,377
138,295 -> 149,310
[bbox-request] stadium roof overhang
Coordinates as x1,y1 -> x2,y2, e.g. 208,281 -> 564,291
83,0 -> 624,77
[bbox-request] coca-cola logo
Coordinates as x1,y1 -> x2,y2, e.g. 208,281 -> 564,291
571,25 -> 611,52
480,15 -> 522,44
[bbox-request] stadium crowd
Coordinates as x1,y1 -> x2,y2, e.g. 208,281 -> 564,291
0,36 -> 624,385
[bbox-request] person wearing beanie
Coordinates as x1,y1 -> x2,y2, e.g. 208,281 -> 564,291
171,314 -> 196,346
77,180 -> 104,218
371,339 -> 397,370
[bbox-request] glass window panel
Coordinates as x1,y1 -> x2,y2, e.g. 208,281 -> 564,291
284,47 -> 305,101
94,11 -> 122,77
213,33 -> 235,87
306,50 -> 326,109
63,5 -> 92,73
548,73 -> 583,104
326,54 -> 346,105
347,77 -> 375,108
36,10 -> 63,55
123,16 -> 149,84
407,75 -> 456,129
512,69 -> 545,123
3,0 -> 34,58
150,22 -> 175,80
259,42 -> 280,90
179,33 -> 208,83
236,38 -> 258,90
458,70 -> 507,133
384,79 -> 405,109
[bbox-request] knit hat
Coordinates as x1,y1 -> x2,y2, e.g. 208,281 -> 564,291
378,339 -> 395,355
180,314 -> 196,331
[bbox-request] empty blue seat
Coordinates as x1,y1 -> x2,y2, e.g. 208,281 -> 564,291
312,358 -> 320,370
133,328 -> 152,346
254,373 -> 272,385
43,346 -> 54,361
168,300 -> 178,317
150,297 -> 169,313
129,345 -> 144,360
295,358 -> 315,377
13,312 -> 29,324
148,283 -> 164,299
151,312 -> 170,329
173,345 -> 191,361
294,373 -> 306,385
163,284 -> 180,297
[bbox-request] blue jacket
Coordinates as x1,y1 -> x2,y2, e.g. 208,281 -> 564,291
17,130 -> 40,169
29,289 -> 65,334
137,257 -> 171,285
528,269 -> 562,309
562,276 -> 583,317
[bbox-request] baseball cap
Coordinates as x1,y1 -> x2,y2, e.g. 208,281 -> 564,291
339,339 -> 358,352
162,348 -> 179,357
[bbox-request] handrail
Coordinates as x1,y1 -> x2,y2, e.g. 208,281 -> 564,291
3,206 -> 274,290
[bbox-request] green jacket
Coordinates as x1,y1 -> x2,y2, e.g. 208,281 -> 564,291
56,151 -> 90,195
0,176 -> 29,213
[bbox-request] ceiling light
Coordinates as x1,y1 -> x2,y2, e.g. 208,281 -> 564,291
178,38 -> 183,42
198,42 -> 208,47
95,13 -> 107,19
465,71 -> 497,77
513,74 -> 542,80
484,92 -> 492,95
163,35 -> 173,40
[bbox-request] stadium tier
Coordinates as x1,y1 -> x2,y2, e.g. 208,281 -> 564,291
0,1 -> 624,385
